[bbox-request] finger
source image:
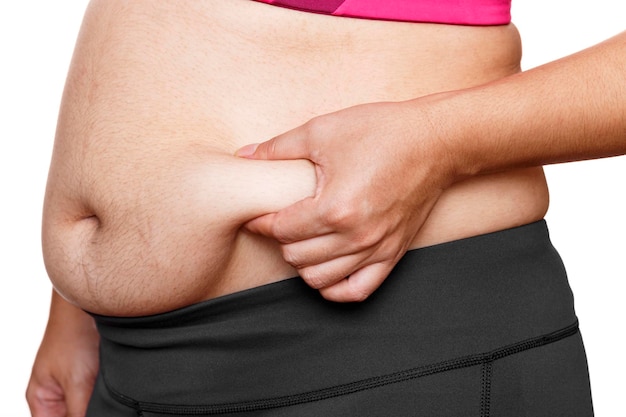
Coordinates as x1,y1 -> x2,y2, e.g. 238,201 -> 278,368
245,197 -> 335,243
235,125 -> 311,161
28,397 -> 65,417
244,213 -> 277,238
26,377 -> 66,417
296,251 -> 377,289
279,233 -> 373,269
318,262 -> 395,303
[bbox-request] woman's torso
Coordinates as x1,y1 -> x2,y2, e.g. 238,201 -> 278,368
48,0 -> 548,315
201,1 -> 549,294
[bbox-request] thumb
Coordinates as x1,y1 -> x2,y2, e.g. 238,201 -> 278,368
235,126 -> 311,161
244,213 -> 277,239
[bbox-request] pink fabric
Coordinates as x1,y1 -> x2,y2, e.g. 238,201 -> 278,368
334,0 -> 510,25
257,0 -> 345,14
253,0 -> 512,25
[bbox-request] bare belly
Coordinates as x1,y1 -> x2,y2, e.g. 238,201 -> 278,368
45,0 -> 548,315
199,2 -> 549,296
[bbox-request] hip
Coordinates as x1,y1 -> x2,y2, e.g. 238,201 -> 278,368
87,220 -> 592,416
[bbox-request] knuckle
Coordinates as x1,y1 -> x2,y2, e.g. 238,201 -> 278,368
270,219 -> 291,244
272,228 -> 289,244
25,384 -> 50,410
352,229 -> 380,251
281,247 -> 302,268
302,116 -> 335,156
299,267 -> 330,290
303,116 -> 326,137
322,201 -> 356,228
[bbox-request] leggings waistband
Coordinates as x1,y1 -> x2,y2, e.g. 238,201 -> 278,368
92,220 -> 578,411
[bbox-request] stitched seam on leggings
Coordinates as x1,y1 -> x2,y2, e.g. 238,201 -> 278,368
103,321 -> 579,415
480,361 -> 492,417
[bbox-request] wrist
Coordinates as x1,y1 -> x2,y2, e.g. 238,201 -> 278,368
405,92 -> 474,186
413,84 -> 518,182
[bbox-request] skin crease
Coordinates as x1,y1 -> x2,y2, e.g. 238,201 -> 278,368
39,1 -> 538,317
27,1 -> 625,415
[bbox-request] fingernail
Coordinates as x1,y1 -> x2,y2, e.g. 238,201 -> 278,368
235,143 -> 259,158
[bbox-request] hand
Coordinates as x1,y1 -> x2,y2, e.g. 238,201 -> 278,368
236,100 -> 457,302
27,293 -> 100,417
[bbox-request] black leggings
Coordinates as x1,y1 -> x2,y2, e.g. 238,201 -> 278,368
87,220 -> 594,416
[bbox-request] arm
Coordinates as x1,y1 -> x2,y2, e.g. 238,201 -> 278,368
238,30 -> 626,301
26,290 -> 99,417
434,31 -> 626,177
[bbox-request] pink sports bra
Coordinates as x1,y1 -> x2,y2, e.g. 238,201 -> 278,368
252,0 -> 512,26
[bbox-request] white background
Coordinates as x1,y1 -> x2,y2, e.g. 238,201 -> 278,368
1,1 -> 623,416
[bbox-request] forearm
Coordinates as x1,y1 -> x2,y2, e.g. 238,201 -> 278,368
44,289 -> 98,338
420,30 -> 626,178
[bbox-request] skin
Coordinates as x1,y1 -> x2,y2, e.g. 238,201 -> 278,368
38,0 -> 534,316
27,0 -> 625,415
27,291 -> 99,417
239,29 -> 626,301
